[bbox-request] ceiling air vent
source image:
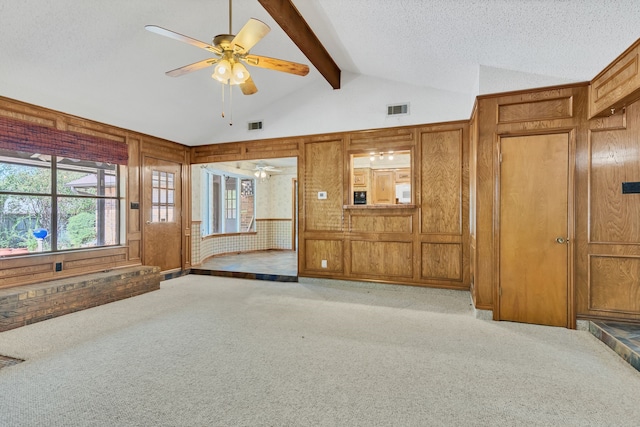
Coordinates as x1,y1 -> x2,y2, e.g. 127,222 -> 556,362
387,103 -> 409,116
247,120 -> 263,131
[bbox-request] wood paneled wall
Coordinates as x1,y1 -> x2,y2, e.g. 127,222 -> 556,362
469,104 -> 479,306
0,96 -> 190,288
472,83 -> 640,323
191,137 -> 301,163
191,124 -> 469,289
469,37 -> 640,324
295,122 -> 469,289
577,101 -> 640,321
472,84 -> 588,314
303,137 -> 344,232
469,38 -> 640,324
418,125 -> 468,286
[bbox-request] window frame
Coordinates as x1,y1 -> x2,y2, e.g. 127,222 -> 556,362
349,148 -> 414,206
0,150 -> 122,255
202,169 -> 256,236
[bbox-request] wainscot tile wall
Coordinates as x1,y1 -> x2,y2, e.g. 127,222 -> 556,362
192,219 -> 292,265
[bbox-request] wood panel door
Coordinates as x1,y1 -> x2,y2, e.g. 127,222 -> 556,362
499,133 -> 570,327
143,156 -> 182,272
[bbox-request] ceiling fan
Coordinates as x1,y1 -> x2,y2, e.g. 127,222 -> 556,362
253,163 -> 281,179
145,0 -> 309,96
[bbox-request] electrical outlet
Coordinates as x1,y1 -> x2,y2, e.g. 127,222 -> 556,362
55,262 -> 62,272
318,191 -> 327,200
321,259 -> 327,268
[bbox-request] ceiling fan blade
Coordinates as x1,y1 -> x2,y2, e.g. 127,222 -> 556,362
231,18 -> 270,53
166,58 -> 219,77
145,25 -> 222,55
243,54 -> 309,76
239,76 -> 258,95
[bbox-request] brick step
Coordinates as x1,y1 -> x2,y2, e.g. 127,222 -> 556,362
0,266 -> 160,332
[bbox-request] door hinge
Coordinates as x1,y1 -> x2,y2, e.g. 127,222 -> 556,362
499,287 -> 502,297
499,153 -> 503,163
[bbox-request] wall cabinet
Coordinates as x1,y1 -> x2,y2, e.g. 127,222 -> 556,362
395,168 -> 410,183
372,170 -> 395,204
589,38 -> 640,118
353,168 -> 369,187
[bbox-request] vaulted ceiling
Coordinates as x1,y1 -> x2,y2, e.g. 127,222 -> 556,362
1,1 -> 639,146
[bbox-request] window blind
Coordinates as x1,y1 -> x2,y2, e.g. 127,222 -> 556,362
0,116 -> 128,165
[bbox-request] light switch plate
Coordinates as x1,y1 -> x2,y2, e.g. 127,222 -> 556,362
318,191 -> 327,200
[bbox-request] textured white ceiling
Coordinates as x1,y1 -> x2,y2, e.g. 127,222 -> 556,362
1,1 -> 639,146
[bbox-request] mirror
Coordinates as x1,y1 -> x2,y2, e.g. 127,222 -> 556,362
350,150 -> 412,205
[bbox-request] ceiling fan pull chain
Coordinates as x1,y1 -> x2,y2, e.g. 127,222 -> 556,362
229,83 -> 233,126
221,80 -> 225,118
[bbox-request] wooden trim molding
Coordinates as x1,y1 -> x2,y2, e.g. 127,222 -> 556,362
589,38 -> 640,118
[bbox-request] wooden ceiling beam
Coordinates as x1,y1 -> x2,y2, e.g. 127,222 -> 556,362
258,0 -> 341,89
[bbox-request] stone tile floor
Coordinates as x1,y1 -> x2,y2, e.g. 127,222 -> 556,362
590,321 -> 640,372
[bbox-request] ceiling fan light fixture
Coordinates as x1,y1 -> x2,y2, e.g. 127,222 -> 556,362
231,62 -> 250,84
212,59 -> 232,83
145,2 -> 309,123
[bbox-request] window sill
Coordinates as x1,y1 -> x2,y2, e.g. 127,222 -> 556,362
0,245 -> 126,258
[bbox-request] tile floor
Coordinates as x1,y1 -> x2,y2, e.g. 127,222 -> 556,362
590,321 -> 640,372
196,250 -> 297,278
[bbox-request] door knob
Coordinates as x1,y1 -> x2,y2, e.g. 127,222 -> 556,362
555,237 -> 568,244
146,220 -> 151,224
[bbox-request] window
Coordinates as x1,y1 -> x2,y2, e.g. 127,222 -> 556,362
0,149 -> 120,255
225,177 -> 238,221
151,170 -> 175,223
203,170 -> 255,235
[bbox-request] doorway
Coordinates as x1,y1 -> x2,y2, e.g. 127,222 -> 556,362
197,158 -> 298,278
498,133 -> 572,327
143,156 -> 182,272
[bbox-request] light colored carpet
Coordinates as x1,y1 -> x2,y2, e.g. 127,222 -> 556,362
0,275 -> 639,426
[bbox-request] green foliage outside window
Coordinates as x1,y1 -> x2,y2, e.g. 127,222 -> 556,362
67,212 -> 96,247
0,151 -> 119,254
